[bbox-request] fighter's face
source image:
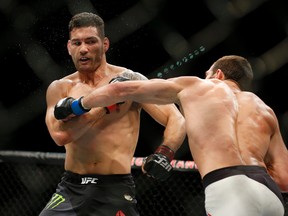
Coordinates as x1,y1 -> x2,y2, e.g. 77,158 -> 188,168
67,27 -> 108,73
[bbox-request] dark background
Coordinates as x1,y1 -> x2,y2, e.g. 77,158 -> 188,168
1,0 -> 288,160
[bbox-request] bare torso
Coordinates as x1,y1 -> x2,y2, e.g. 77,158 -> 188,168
65,73 -> 288,191
64,102 -> 140,174
46,65 -> 142,175
176,77 -> 275,178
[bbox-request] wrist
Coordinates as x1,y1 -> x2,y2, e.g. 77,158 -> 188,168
71,96 -> 91,115
155,145 -> 175,161
78,96 -> 90,110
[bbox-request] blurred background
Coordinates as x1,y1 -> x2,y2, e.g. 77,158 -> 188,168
1,0 -> 288,160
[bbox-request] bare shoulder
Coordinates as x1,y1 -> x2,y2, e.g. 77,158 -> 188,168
239,91 -> 277,124
169,76 -> 202,83
48,77 -> 73,90
107,64 -> 127,73
106,64 -> 147,80
46,74 -> 77,96
167,76 -> 205,89
240,91 -> 271,110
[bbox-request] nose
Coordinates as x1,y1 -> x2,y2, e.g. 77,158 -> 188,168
79,44 -> 88,54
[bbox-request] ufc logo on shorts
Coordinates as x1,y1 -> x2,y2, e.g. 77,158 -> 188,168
81,177 -> 98,184
155,157 -> 172,171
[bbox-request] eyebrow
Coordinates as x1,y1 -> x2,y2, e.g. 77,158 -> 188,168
71,36 -> 98,41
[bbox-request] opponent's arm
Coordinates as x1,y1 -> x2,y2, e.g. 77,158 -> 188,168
104,70 -> 148,113
142,145 -> 175,181
54,75 -> 130,119
117,72 -> 186,181
46,80 -> 106,146
141,103 -> 186,181
266,114 -> 288,192
81,78 -> 182,110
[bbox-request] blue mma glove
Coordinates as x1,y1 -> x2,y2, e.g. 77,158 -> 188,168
54,96 -> 90,120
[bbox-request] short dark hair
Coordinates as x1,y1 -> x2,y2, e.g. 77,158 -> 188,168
211,55 -> 253,90
68,12 -> 105,38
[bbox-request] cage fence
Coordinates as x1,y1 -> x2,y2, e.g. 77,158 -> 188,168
0,151 -> 287,216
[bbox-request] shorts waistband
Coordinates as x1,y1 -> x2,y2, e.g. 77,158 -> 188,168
202,165 -> 284,204
62,171 -> 134,185
202,165 -> 267,188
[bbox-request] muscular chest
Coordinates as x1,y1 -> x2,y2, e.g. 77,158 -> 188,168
69,79 -> 109,98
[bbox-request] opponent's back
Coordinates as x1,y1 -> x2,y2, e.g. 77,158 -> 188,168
175,77 -> 244,178
235,91 -> 274,167
235,90 -> 288,191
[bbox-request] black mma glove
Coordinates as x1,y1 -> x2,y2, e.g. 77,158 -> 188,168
105,76 -> 130,114
54,96 -> 90,120
142,145 -> 175,181
109,76 -> 130,84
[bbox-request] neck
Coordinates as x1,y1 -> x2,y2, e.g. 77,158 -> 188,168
224,79 -> 241,92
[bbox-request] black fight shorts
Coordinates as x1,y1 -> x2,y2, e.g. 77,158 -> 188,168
39,171 -> 140,216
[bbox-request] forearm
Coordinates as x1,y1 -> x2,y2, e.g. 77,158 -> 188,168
81,86 -> 123,109
141,114 -> 185,181
48,107 -> 106,145
82,72 -> 145,109
162,113 -> 186,152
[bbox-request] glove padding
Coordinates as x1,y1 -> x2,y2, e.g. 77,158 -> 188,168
54,96 -> 90,120
105,76 -> 129,114
109,76 -> 130,84
142,145 -> 175,181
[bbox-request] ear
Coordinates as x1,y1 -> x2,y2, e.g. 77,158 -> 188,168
67,40 -> 72,56
103,37 -> 109,52
215,69 -> 225,80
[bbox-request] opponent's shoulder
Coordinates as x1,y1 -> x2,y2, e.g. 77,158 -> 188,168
48,77 -> 72,89
240,91 -> 271,110
167,76 -> 204,88
46,74 -> 77,95
239,91 -> 277,123
107,64 -> 147,79
115,67 -> 148,80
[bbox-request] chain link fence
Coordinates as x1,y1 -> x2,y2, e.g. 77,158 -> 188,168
0,151 -> 287,216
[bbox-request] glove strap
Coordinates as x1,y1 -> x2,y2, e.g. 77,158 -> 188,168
155,145 -> 175,161
105,102 -> 125,114
105,104 -> 119,114
71,96 -> 90,115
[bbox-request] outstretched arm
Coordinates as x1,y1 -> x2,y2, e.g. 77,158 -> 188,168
81,78 -> 182,109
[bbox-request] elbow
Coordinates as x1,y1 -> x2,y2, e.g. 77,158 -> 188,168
277,177 -> 288,193
50,131 -> 72,146
278,182 -> 288,193
107,83 -> 128,102
271,173 -> 288,193
114,83 -> 136,101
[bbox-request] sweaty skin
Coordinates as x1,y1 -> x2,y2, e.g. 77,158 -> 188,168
45,26 -> 186,175
81,72 -> 288,192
